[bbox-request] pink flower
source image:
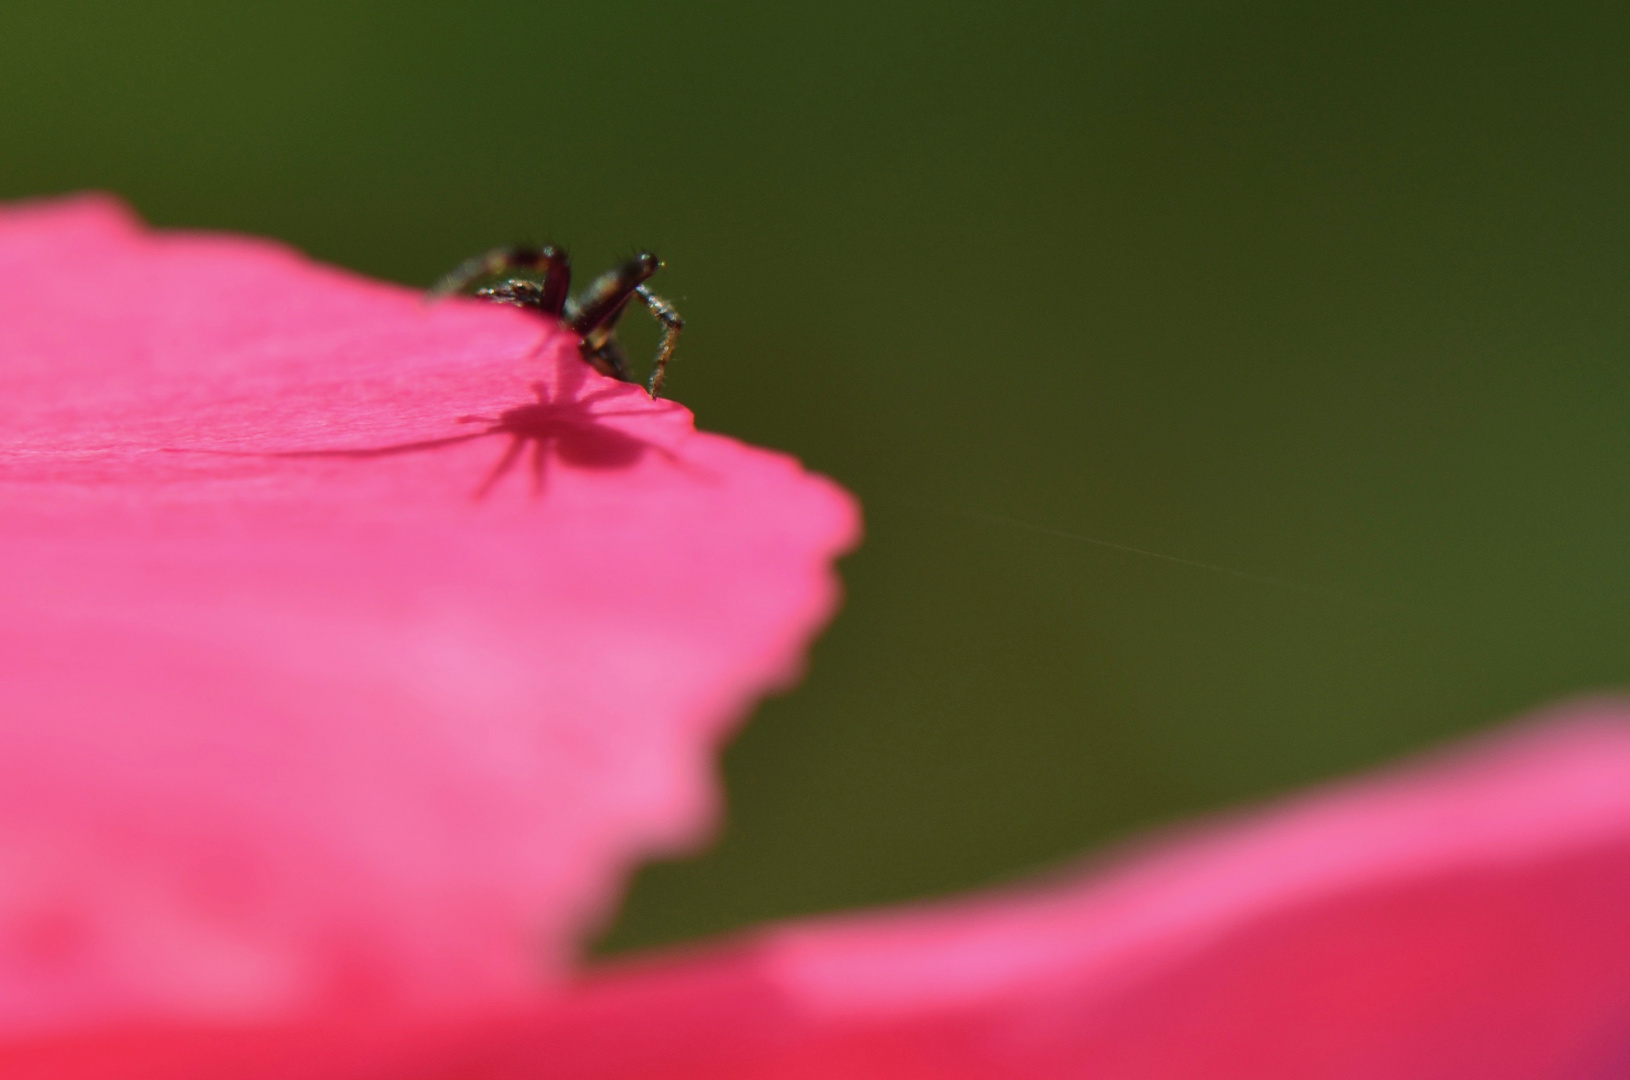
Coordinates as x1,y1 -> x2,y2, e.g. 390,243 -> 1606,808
0,194 -> 858,1027
3,197 -> 1629,1078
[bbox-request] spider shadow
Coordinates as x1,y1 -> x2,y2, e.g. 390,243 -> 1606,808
186,370 -> 686,500
460,380 -> 683,499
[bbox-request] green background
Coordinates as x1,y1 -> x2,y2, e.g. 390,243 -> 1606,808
4,2 -> 1628,955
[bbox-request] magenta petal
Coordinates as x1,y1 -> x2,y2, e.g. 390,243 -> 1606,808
95,697 -> 1615,1080
0,195 -> 859,1033
11,702 -> 1630,1077
566,701 -> 1630,1079
415,701 -> 1630,1079
7,712 -> 1630,1076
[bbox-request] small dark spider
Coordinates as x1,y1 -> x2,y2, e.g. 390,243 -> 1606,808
430,245 -> 684,398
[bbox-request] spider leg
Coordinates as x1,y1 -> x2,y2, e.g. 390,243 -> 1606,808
564,252 -> 660,337
565,253 -> 684,397
473,435 -> 526,501
634,285 -> 684,397
431,244 -> 572,317
583,336 -> 634,382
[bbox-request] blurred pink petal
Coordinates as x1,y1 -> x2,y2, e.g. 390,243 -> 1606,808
0,195 -> 859,1033
549,701 -> 1630,1078
11,700 -> 1628,1079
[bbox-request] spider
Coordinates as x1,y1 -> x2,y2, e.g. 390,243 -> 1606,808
430,245 -> 685,398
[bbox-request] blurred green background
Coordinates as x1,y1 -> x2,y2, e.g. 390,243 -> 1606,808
5,2 -> 1629,954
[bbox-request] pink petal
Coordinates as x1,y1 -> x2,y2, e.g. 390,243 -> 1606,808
555,700 -> 1630,1078
0,195 -> 859,1034
11,699 -> 1627,1078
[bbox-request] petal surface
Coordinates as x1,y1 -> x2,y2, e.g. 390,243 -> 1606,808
0,195 -> 859,1033
12,700 -> 1627,1078
558,701 -> 1630,1079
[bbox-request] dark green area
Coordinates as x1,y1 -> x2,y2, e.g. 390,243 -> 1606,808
5,2 -> 1629,953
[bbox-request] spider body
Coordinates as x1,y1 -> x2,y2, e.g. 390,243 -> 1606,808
431,245 -> 684,397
